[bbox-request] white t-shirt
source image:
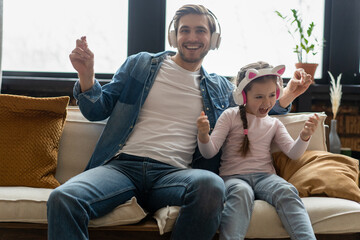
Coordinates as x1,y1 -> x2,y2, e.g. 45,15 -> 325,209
118,57 -> 202,168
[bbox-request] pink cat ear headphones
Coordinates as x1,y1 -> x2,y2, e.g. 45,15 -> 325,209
233,65 -> 285,105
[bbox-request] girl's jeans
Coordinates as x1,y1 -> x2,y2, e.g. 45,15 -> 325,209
220,173 -> 316,240
47,153 -> 225,240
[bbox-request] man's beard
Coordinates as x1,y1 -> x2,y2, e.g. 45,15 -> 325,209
178,48 -> 209,63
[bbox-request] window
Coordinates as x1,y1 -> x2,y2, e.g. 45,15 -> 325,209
166,0 -> 325,78
2,0 -> 358,89
3,0 -> 128,74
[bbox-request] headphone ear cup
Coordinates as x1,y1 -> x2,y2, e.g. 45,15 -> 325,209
210,32 -> 221,50
242,91 -> 247,105
233,89 -> 246,105
169,30 -> 177,48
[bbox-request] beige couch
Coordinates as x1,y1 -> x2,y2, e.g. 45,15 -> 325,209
1,106 -> 360,240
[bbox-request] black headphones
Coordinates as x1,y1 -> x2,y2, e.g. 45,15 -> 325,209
168,9 -> 222,50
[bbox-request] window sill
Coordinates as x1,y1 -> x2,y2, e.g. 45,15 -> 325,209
1,75 -> 110,98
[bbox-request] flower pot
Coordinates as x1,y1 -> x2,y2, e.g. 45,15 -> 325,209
295,63 -> 318,83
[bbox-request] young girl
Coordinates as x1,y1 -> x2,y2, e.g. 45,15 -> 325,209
197,61 -> 319,240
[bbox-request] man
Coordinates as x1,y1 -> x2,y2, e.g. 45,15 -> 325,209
47,4 -> 312,240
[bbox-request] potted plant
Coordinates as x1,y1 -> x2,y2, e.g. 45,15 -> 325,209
275,9 -> 322,82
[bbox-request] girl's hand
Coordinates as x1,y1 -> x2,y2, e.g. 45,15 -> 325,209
300,113 -> 320,141
197,111 -> 210,143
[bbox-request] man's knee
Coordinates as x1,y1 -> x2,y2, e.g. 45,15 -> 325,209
47,185 -> 81,211
188,170 -> 225,207
48,187 -> 66,210
195,171 -> 224,193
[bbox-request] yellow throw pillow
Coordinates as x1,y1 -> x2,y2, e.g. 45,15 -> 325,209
273,150 -> 360,202
0,94 -> 69,188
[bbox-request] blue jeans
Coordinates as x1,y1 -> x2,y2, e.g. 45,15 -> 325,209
47,153 -> 225,240
220,173 -> 315,240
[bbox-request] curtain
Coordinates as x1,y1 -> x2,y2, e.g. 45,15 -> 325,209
0,0 -> 3,92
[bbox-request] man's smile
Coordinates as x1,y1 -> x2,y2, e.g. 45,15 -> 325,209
183,43 -> 202,50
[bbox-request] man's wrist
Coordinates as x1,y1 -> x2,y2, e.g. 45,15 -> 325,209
279,87 -> 294,108
79,73 -> 95,92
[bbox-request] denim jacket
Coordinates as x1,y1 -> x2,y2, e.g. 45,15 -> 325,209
74,51 -> 290,171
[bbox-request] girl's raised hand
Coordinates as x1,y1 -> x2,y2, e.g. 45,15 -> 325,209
300,113 -> 320,141
197,111 -> 210,143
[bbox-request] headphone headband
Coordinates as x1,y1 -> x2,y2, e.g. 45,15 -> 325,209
233,65 -> 286,105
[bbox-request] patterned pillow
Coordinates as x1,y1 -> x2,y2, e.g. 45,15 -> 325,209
0,94 -> 69,188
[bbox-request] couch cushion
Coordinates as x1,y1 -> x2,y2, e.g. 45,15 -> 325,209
56,107 -> 106,184
0,186 -> 52,223
247,197 -> 360,238
273,150 -> 360,202
0,187 -> 147,226
153,206 -> 181,235
271,112 -> 327,152
0,94 -> 69,188
89,197 -> 147,227
154,197 -> 360,237
303,197 -> 360,234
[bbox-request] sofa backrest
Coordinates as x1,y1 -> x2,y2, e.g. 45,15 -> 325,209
56,108 -> 327,184
270,112 -> 327,153
56,107 -> 106,184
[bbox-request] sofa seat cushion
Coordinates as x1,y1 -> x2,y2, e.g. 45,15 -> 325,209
246,197 -> 360,238
303,197 -> 360,234
0,187 -> 147,226
154,197 -> 360,237
0,187 -> 51,223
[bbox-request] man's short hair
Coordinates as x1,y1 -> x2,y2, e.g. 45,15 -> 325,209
172,4 -> 217,35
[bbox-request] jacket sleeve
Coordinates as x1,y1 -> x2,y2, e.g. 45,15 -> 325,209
73,52 -> 149,121
269,101 -> 292,115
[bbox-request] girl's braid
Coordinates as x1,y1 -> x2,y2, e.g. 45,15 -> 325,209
239,105 -> 250,156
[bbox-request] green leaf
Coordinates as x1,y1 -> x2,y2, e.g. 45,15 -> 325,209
275,10 -> 286,19
307,22 -> 315,37
275,8 -> 321,63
